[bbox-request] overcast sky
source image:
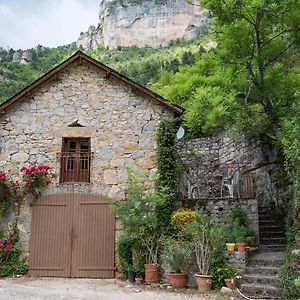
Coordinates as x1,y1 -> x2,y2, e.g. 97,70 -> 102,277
0,0 -> 100,50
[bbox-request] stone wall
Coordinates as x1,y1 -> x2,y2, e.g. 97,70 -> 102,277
182,198 -> 259,238
177,134 -> 281,206
0,59 -> 175,255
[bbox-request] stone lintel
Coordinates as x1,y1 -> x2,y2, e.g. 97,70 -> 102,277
55,127 -> 96,138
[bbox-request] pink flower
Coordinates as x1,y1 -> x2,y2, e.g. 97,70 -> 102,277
4,245 -> 12,251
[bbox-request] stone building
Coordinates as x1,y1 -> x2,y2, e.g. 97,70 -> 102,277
0,51 -> 183,278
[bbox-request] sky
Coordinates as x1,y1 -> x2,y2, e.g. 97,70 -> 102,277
0,0 -> 100,50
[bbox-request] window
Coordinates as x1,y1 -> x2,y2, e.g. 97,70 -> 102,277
59,138 -> 91,183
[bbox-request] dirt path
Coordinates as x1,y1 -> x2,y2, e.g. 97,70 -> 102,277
0,277 -> 229,300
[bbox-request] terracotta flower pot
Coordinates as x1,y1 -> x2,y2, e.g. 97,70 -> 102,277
226,243 -> 235,252
168,272 -> 187,289
144,264 -> 160,284
236,242 -> 247,252
295,237 -> 300,249
194,273 -> 213,293
224,278 -> 237,290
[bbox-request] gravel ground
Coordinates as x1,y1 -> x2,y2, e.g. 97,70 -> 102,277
0,277 -> 229,300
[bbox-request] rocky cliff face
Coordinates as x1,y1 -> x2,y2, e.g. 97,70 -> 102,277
77,0 -> 210,49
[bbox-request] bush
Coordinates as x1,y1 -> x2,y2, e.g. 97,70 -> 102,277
117,234 -> 135,275
209,247 -> 226,289
0,223 -> 27,277
161,238 -> 193,273
279,251 -> 300,298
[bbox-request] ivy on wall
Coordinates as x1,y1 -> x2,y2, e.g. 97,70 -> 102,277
155,117 -> 181,234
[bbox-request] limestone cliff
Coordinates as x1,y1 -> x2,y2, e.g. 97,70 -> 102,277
77,0 -> 210,49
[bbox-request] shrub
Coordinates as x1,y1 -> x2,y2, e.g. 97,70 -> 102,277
117,233 -> 135,275
279,250 -> 300,298
171,208 -> 200,239
0,222 -> 27,276
209,247 -> 226,289
161,238 -> 193,273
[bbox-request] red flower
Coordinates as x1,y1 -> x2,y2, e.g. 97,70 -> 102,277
182,216 -> 191,222
4,245 -> 12,251
20,166 -> 27,172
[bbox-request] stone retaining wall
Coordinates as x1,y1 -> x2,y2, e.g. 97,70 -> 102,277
177,134 -> 281,206
182,198 -> 259,237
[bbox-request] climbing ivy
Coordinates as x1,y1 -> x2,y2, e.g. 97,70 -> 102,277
155,117 -> 181,234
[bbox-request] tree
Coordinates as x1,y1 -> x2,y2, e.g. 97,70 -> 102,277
197,0 -> 300,133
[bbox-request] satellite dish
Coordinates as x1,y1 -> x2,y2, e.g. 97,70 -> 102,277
176,126 -> 185,140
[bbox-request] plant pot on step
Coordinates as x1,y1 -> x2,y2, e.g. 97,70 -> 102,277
168,272 -> 187,289
144,263 -> 160,284
224,278 -> 237,290
226,243 -> 235,252
194,274 -> 213,293
236,242 -> 247,252
295,237 -> 300,249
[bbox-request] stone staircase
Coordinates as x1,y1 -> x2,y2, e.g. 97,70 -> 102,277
240,207 -> 286,299
241,252 -> 285,298
258,207 -> 286,252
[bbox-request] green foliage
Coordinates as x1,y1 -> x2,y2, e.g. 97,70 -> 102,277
199,0 -> 300,132
223,208 -> 255,243
0,45 -> 74,103
112,167 -> 165,264
183,211 -> 225,275
117,234 -> 135,274
171,208 -> 200,239
281,102 -> 300,208
285,213 -> 297,246
279,250 -> 300,298
161,238 -> 193,273
209,248 -> 226,289
0,62 -> 40,104
0,223 -> 27,276
155,118 -> 181,235
215,265 -> 239,281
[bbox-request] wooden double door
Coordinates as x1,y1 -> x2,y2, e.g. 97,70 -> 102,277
29,193 -> 115,278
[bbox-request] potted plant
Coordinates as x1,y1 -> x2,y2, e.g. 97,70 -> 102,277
112,168 -> 165,284
161,237 -> 193,289
117,233 -> 136,282
215,265 -> 240,290
295,228 -> 300,249
224,227 -> 236,252
232,219 -> 248,252
171,208 -> 200,240
184,211 -> 224,293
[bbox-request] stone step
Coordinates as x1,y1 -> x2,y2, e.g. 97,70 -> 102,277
240,283 -> 283,298
259,231 -> 286,238
248,252 -> 285,267
259,237 -> 287,245
242,274 -> 278,285
259,220 -> 285,226
260,244 -> 286,252
245,266 -> 279,276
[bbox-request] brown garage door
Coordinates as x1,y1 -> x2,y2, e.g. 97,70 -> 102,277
29,193 -> 115,278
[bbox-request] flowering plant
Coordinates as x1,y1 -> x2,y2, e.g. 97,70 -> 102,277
171,208 -> 200,239
0,171 -> 21,213
0,164 -> 53,213
20,164 -> 52,198
0,223 -> 15,267
0,222 -> 27,276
